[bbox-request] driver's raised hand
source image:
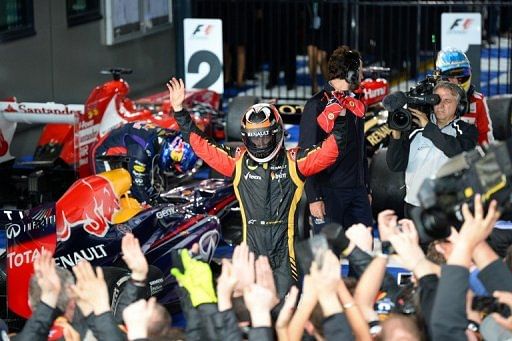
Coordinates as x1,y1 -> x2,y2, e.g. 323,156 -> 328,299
166,77 -> 185,112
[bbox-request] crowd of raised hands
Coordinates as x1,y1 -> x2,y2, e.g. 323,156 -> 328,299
9,194 -> 512,340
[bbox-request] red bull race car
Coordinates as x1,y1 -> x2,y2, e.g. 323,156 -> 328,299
0,167 -> 242,327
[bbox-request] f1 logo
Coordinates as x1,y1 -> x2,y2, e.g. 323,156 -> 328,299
450,18 -> 473,30
192,24 -> 213,37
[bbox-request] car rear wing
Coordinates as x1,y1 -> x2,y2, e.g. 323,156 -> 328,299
0,99 -> 83,164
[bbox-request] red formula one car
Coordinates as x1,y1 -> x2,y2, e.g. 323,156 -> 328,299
0,68 -> 225,208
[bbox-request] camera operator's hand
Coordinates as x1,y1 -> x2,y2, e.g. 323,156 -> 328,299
346,223 -> 373,253
309,201 -> 325,220
492,290 -> 512,331
377,209 -> 398,242
458,195 -> 500,249
410,108 -> 429,128
390,129 -> 401,139
398,218 -> 419,245
448,195 -> 500,268
166,77 -> 185,112
389,230 -> 431,278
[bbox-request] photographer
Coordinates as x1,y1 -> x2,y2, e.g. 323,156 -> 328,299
386,81 -> 478,217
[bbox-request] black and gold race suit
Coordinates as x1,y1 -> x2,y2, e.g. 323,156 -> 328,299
174,109 -> 346,297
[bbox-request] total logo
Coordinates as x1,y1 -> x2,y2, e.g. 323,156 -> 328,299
449,18 -> 473,32
7,246 -> 47,269
244,172 -> 262,180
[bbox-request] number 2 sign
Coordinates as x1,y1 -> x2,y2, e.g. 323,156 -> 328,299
184,19 -> 224,94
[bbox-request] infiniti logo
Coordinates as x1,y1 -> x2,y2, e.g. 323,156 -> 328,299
6,223 -> 21,239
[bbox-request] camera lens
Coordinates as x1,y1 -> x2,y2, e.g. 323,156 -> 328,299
421,210 -> 452,240
389,108 -> 412,131
393,112 -> 409,127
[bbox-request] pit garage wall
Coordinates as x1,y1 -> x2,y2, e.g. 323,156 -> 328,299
0,1 -> 176,157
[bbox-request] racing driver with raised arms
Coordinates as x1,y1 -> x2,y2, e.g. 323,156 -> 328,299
167,77 -> 356,297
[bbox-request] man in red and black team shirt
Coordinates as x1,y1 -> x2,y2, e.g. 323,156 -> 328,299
299,46 -> 373,233
167,77 -> 356,297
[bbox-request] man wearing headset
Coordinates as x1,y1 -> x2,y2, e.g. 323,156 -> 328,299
167,76 -> 353,298
386,81 -> 478,218
436,47 -> 494,145
299,45 -> 373,233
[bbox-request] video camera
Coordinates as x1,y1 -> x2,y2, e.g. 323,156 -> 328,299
410,139 -> 512,243
382,75 -> 441,131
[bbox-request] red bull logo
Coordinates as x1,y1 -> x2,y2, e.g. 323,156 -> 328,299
56,169 -> 131,241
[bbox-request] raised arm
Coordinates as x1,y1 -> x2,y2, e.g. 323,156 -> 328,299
167,77 -> 239,177
294,111 -> 348,178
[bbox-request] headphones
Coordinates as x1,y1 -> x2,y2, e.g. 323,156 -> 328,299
344,51 -> 361,85
452,83 -> 468,117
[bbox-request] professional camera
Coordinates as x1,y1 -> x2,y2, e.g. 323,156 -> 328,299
472,296 -> 511,317
382,76 -> 440,131
410,139 -> 512,242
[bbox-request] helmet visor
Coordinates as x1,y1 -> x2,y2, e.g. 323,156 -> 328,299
440,67 -> 471,83
244,127 -> 276,157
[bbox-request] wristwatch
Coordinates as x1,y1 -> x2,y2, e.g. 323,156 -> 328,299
467,319 -> 480,333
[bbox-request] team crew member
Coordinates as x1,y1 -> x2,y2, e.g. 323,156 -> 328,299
436,47 -> 494,145
167,77 -> 352,297
92,121 -> 197,204
299,45 -> 372,232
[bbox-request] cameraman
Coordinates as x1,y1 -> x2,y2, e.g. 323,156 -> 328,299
386,81 -> 478,217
